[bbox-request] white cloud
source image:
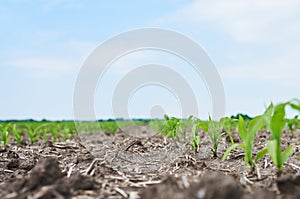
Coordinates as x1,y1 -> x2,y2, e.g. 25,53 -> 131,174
221,46 -> 300,88
8,57 -> 78,78
165,0 -> 300,42
4,38 -> 97,78
160,0 -> 300,88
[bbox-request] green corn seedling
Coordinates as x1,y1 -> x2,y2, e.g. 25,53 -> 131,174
99,121 -> 119,134
191,121 -> 200,152
42,128 -> 48,143
180,116 -> 193,141
197,116 -> 230,157
1,123 -> 12,148
51,124 -> 60,141
67,125 -> 76,139
26,125 -> 37,144
222,115 -> 265,171
62,127 -> 70,141
12,124 -> 23,145
222,117 -> 238,144
26,124 -> 47,144
263,102 -> 294,174
286,115 -> 299,136
162,114 -> 181,140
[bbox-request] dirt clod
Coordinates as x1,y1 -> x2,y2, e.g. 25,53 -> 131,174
277,174 -> 300,197
7,159 -> 20,169
140,176 -> 186,199
68,174 -> 95,190
27,158 -> 63,191
190,172 -> 243,199
141,173 -> 243,199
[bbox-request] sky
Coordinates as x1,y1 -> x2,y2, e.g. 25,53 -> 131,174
1,0 -> 300,120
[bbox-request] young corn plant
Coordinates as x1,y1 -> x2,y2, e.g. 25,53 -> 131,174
51,123 -> 60,141
222,115 -> 265,171
26,124 -> 47,144
196,116 -> 224,157
180,116 -> 193,141
99,121 -> 119,134
12,124 -> 23,146
286,115 -> 299,135
1,123 -> 12,148
67,125 -> 77,139
222,117 -> 238,144
263,102 -> 295,174
42,128 -> 48,143
191,118 -> 200,152
162,114 -> 181,143
61,126 -> 72,141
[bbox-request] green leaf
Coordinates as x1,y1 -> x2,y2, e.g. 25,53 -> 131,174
191,135 -> 200,150
166,131 -> 173,138
225,131 -> 235,144
164,114 -> 169,121
187,115 -> 193,121
289,103 -> 300,112
281,146 -> 294,163
191,123 -> 198,137
238,115 -> 247,141
3,123 -> 11,132
248,115 -> 264,135
246,115 -> 265,153
222,143 -> 240,161
255,148 -> 269,162
289,99 -> 300,111
267,140 -> 279,167
197,120 -> 208,132
219,116 -> 230,124
270,103 -> 286,140
263,103 -> 274,130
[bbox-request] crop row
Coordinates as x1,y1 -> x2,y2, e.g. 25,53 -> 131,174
159,99 -> 300,175
0,120 -> 142,148
0,121 -> 77,147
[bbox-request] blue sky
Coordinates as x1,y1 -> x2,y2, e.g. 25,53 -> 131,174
1,0 -> 300,120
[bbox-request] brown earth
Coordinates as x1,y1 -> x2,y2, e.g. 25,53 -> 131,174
0,125 -> 300,199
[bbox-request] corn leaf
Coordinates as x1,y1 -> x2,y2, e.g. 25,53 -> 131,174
270,103 -> 286,140
267,140 -> 279,167
197,120 -> 208,132
263,103 -> 274,130
238,116 -> 247,141
281,146 -> 294,163
247,115 -> 265,144
289,99 -> 300,111
222,143 -> 240,161
164,114 -> 169,121
255,148 -> 268,162
191,123 -> 198,137
289,103 -> 300,111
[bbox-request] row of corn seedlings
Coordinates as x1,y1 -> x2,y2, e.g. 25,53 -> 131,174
160,114 -> 237,154
0,122 -> 78,148
0,120 -> 145,148
160,99 -> 300,174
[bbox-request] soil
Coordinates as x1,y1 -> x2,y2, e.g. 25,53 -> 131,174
0,124 -> 300,199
